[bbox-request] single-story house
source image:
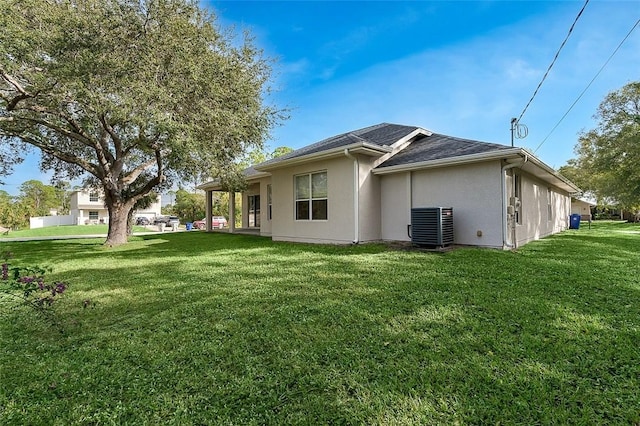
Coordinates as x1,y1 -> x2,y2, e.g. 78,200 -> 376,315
198,123 -> 580,249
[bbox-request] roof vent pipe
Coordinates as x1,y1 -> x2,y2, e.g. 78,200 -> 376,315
344,149 -> 360,244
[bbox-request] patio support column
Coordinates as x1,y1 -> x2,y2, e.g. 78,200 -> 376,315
205,190 -> 212,232
229,191 -> 236,233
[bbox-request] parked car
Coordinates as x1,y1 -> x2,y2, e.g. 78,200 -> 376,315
154,215 -> 180,227
193,216 -> 227,230
135,217 -> 150,225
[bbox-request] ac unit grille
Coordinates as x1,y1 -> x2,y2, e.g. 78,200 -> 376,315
411,207 -> 453,247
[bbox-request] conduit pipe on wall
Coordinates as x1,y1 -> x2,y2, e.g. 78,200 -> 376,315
501,154 -> 528,249
344,149 -> 360,244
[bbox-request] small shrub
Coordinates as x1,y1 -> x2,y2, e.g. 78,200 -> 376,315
1,251 -> 68,330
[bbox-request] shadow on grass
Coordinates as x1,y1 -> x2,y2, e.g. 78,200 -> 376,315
1,229 -> 639,424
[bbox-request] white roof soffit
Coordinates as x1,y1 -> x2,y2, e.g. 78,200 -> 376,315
254,142 -> 392,172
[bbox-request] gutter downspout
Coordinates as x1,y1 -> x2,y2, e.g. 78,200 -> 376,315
344,149 -> 360,244
501,154 -> 528,249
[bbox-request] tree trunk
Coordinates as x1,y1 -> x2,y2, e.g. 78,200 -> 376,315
105,202 -> 133,247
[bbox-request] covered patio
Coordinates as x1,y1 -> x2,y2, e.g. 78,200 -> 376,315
197,167 -> 267,235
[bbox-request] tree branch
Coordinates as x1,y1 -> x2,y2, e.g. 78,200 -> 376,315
121,158 -> 157,185
99,114 -> 123,158
19,115 -> 94,147
0,68 -> 29,96
18,134 -> 100,176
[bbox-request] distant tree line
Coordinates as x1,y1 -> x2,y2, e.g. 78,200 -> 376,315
0,180 -> 71,229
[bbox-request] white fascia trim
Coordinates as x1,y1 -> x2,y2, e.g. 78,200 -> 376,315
246,171 -> 272,181
254,142 -> 391,172
197,171 -> 272,191
196,180 -> 219,190
372,148 -> 524,175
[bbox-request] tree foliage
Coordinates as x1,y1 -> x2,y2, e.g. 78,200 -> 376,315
570,81 -> 640,208
173,189 -> 205,223
0,190 -> 22,229
0,0 -> 282,245
18,180 -> 61,216
0,180 -> 69,229
242,145 -> 293,168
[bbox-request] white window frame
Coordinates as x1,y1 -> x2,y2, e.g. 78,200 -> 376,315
89,191 -> 99,202
514,173 -> 522,225
294,171 -> 327,221
89,211 -> 99,220
267,184 -> 272,221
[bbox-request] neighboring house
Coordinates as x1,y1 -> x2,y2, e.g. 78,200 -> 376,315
198,123 -> 580,249
571,198 -> 596,221
69,189 -> 162,225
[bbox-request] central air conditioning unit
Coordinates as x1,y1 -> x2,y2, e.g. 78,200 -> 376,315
410,207 -> 454,247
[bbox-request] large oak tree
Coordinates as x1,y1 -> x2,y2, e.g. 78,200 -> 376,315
569,81 -> 640,208
0,0 -> 281,245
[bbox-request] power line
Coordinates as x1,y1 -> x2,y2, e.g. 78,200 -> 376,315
533,17 -> 640,154
515,0 -> 590,125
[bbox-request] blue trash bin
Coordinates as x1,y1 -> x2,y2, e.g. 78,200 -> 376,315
185,222 -> 193,231
569,214 -> 581,229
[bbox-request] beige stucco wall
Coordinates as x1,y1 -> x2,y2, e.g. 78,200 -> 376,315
256,154 -> 573,248
269,156 -> 356,244
514,172 -> 571,247
380,161 -> 505,248
357,155 -> 382,242
380,173 -> 411,242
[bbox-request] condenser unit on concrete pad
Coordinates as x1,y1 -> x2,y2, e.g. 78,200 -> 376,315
410,207 -> 454,247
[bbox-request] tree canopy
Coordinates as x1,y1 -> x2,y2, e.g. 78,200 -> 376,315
18,179 -> 63,216
566,81 -> 640,209
0,0 -> 282,245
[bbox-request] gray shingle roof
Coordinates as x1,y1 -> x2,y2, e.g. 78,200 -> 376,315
376,133 -> 513,168
257,123 -> 420,167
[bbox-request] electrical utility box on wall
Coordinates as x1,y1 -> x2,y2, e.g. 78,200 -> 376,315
410,207 -> 454,247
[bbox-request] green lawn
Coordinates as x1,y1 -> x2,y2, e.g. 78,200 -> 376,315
1,222 -> 638,424
0,224 -> 154,238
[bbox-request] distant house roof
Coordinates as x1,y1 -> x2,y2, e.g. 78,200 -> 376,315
376,133 -> 514,168
572,197 -> 596,207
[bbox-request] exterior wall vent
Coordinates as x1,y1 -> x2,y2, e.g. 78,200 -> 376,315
410,207 -> 454,247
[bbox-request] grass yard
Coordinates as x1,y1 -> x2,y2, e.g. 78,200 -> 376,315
0,222 -> 638,424
0,224 -> 152,239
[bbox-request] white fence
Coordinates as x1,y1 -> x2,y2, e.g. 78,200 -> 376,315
29,215 -> 75,229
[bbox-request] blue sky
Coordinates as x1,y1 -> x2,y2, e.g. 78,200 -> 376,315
2,0 -> 639,195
